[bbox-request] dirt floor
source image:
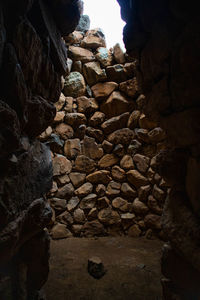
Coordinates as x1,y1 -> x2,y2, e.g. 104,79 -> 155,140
45,237 -> 163,300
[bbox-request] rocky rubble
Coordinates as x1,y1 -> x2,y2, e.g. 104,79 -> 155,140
40,24 -> 168,240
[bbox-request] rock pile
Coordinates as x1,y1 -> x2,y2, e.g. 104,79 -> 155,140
40,22 -> 168,239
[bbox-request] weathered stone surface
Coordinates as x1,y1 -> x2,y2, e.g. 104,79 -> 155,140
113,43 -> 125,64
54,111 -> 65,123
127,170 -> 149,188
88,208 -> 98,221
83,221 -> 106,237
69,172 -> 86,188
91,82 -> 118,100
75,155 -> 95,174
64,72 -> 86,98
138,185 -> 151,202
96,47 -> 113,67
77,96 -> 98,115
54,93 -> 66,111
80,194 -> 97,210
86,170 -> 111,184
51,224 -> 72,239
106,64 -> 127,83
64,31 -> 84,44
75,182 -> 93,197
133,198 -> 149,215
56,211 -> 73,225
102,140 -> 113,153
53,155 -> 72,176
100,91 -> 129,118
111,165 -> 126,182
64,97 -> 74,113
113,144 -> 125,157
106,181 -> 121,197
136,129 -> 149,143
148,127 -> 166,143
89,111 -> 105,127
144,214 -> 161,230
83,61 -> 107,86
101,112 -> 129,134
66,196 -> 80,212
81,35 -> 106,49
56,183 -> 74,199
68,46 -> 95,63
124,62 -> 135,78
86,127 -> 104,142
112,197 -> 129,212
147,195 -> 162,215
56,174 -> 70,186
55,123 -> 74,139
98,154 -> 119,168
121,182 -> 137,199
97,197 -> 110,209
128,225 -> 141,237
50,198 -> 66,211
98,208 -> 121,225
127,110 -> 141,129
65,112 -> 87,128
64,138 -> 81,159
108,128 -> 135,145
139,114 -> 157,130
81,136 -> 104,160
96,184 -> 106,197
119,78 -> 138,98
133,154 -> 150,173
73,208 -> 86,224
120,155 -> 135,170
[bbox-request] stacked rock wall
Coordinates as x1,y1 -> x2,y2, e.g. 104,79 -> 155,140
41,26 -> 168,239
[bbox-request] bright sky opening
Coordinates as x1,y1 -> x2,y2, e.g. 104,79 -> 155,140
83,0 -> 126,52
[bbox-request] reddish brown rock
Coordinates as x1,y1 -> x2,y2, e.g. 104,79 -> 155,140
133,154 -> 150,173
98,154 -> 119,168
69,172 -> 86,188
132,198 -> 149,215
101,112 -> 129,134
64,138 -> 81,159
81,35 -> 106,49
98,207 -> 121,225
55,123 -> 74,139
108,128 -> 135,145
127,170 -> 149,188
75,155 -> 95,174
112,197 -> 130,212
75,182 -> 93,197
53,155 -> 72,176
91,82 -> 118,100
89,111 -> 105,127
127,110 -> 141,129
86,170 -> 111,184
83,61 -> 107,86
77,96 -> 98,115
111,165 -> 126,182
100,91 -> 129,118
121,182 -> 137,199
119,78 -> 138,98
68,46 -> 95,63
120,155 -> 135,170
65,112 -> 87,128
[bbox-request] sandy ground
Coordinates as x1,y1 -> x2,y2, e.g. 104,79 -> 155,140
45,237 -> 163,300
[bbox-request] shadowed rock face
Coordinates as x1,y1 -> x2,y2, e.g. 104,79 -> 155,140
0,0 -> 81,298
117,0 -> 200,299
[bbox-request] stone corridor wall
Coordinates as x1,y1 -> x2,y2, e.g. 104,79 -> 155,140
40,25 -> 168,239
117,0 -> 200,299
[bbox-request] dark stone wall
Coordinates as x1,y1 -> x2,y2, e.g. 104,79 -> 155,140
0,0 -> 81,298
117,0 -> 200,299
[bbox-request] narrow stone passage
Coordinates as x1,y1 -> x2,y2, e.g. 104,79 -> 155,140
45,237 -> 163,300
